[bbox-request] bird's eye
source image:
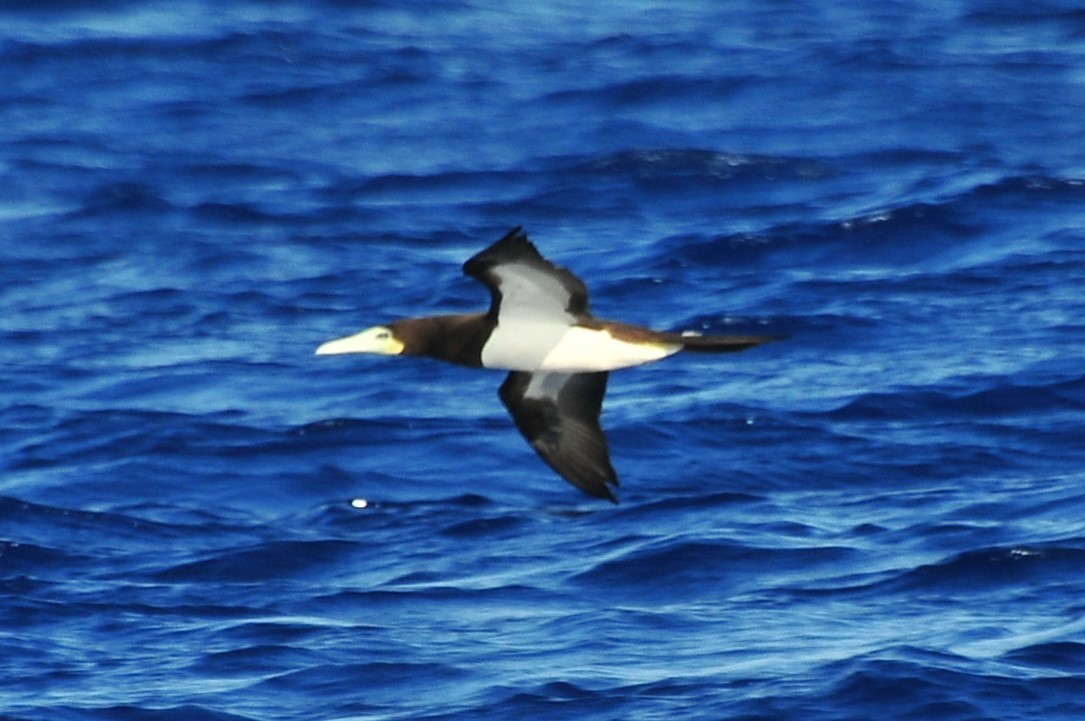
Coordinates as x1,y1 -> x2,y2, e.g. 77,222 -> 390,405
376,331 -> 391,340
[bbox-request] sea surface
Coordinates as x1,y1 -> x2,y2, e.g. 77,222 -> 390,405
3,1 -> 1085,719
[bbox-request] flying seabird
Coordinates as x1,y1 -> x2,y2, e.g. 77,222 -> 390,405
316,227 -> 774,502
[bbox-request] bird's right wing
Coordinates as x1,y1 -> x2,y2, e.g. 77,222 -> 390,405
498,370 -> 618,502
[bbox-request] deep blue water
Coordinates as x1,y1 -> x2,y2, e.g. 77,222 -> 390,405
4,1 -> 1085,719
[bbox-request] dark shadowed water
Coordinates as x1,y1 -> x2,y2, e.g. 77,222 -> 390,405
3,2 -> 1085,719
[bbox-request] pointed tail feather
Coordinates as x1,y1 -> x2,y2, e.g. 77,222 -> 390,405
676,332 -> 779,353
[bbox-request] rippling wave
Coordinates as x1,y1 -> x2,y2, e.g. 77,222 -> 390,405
3,1 -> 1085,720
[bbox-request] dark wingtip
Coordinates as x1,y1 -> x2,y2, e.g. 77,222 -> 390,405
463,225 -> 533,276
501,225 -> 525,241
589,474 -> 621,504
562,468 -> 620,504
583,478 -> 620,504
492,226 -> 533,255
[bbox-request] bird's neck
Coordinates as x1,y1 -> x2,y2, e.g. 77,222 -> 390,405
397,313 -> 493,367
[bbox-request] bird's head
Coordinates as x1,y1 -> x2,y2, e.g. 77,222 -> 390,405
315,324 -> 405,357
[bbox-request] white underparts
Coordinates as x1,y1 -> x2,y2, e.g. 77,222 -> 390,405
481,323 -> 681,372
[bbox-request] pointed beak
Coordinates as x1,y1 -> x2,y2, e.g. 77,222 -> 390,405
315,326 -> 404,356
315,335 -> 364,356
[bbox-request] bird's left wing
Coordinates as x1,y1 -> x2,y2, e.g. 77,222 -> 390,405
498,370 -> 618,502
463,227 -> 590,323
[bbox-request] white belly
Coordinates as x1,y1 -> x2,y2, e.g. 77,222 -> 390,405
481,323 -> 680,372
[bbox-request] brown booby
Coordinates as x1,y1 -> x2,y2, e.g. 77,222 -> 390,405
316,227 -> 774,502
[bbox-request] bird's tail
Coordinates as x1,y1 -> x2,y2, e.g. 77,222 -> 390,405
675,332 -> 778,353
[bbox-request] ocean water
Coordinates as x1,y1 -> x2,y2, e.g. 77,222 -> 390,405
3,1 -> 1085,719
